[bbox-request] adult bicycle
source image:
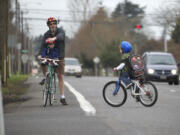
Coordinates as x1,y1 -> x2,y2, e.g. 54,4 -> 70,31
40,58 -> 59,107
102,73 -> 158,107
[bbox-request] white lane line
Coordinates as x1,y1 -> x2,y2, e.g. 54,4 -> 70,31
170,89 -> 176,92
64,81 -> 96,116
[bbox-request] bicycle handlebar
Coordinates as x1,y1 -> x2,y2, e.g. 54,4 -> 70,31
40,58 -> 60,65
40,58 -> 60,61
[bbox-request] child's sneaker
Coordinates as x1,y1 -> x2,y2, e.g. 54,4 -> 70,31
135,96 -> 140,102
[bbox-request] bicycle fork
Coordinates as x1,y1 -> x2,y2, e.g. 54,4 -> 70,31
50,74 -> 57,102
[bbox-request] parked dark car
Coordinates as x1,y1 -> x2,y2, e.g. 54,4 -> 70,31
142,52 -> 179,85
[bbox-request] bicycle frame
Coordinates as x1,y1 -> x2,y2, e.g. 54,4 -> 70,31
130,80 -> 146,96
113,78 -> 146,96
46,63 -> 56,95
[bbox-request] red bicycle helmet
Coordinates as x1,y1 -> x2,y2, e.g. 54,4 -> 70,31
47,17 -> 57,26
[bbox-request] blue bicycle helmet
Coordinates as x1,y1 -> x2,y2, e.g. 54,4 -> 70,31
120,41 -> 132,53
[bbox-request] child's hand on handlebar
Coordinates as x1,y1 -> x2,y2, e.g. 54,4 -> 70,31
37,55 -> 42,60
113,67 -> 117,72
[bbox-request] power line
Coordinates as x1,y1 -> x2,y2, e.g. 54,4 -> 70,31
23,17 -> 164,26
20,8 -> 96,14
20,8 -> 169,16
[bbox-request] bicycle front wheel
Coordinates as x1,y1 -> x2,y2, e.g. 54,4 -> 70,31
43,74 -> 50,107
139,81 -> 158,107
49,74 -> 57,106
103,81 -> 127,107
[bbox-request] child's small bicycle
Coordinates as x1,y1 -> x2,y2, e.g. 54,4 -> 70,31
102,73 -> 158,107
40,58 -> 59,107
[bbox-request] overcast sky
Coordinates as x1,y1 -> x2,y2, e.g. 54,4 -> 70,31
18,0 -> 175,39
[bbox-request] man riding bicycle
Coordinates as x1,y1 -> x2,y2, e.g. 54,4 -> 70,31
37,17 -> 68,105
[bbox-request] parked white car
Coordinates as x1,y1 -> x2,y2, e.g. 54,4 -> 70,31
64,57 -> 82,77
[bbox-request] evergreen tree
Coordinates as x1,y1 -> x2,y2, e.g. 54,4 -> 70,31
112,3 -> 122,18
172,17 -> 180,43
100,40 -> 121,68
112,1 -> 145,18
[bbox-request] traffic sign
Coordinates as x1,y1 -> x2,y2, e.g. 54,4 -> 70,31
21,54 -> 29,63
17,43 -> 21,50
22,49 -> 29,53
93,56 -> 100,64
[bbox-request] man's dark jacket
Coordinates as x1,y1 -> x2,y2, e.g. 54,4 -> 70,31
39,27 -> 65,60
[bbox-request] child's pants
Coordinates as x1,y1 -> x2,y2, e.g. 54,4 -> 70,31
119,72 -> 132,86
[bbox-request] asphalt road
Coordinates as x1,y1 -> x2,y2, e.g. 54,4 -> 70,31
4,75 -> 180,135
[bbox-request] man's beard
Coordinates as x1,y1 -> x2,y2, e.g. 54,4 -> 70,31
50,27 -> 57,34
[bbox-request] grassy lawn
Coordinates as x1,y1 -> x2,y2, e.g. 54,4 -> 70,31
2,74 -> 30,105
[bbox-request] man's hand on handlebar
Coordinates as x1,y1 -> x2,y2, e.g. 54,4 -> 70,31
39,57 -> 59,66
46,37 -> 57,44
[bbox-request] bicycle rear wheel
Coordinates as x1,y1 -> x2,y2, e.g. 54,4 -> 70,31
103,81 -> 127,107
139,81 -> 158,107
49,93 -> 52,106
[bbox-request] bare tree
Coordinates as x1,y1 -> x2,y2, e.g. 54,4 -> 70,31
68,0 -> 98,21
152,1 -> 180,52
67,0 -> 99,36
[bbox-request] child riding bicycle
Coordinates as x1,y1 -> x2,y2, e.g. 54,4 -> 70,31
113,41 -> 133,87
103,41 -> 158,106
113,41 -> 142,100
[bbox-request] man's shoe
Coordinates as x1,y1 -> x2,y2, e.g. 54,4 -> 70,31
60,98 -> 68,105
39,78 -> 45,85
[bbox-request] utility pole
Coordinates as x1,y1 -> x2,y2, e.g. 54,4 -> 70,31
6,0 -> 9,78
21,11 -> 26,74
163,24 -> 168,52
21,11 -> 24,49
17,1 -> 22,74
1,0 -> 8,86
134,24 -> 143,54
14,0 -> 18,74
